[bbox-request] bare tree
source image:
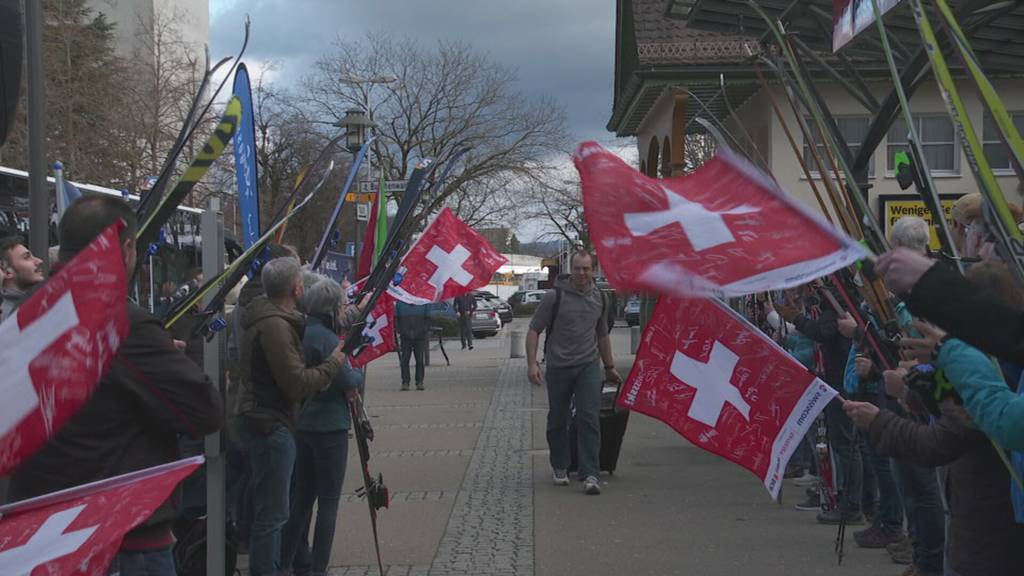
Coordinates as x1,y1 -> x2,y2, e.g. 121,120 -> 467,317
302,33 -> 568,231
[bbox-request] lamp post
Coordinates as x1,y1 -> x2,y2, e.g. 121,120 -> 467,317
336,74 -> 397,277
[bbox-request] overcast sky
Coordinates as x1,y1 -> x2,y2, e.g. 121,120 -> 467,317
209,1 -> 633,240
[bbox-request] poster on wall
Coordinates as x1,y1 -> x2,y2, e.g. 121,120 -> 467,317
321,251 -> 354,285
833,0 -> 901,52
877,193 -> 963,251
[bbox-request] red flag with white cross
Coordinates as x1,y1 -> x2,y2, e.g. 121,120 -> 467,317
573,141 -> 866,297
619,296 -> 836,499
0,457 -> 201,575
388,208 -> 508,305
349,288 -> 397,369
0,221 -> 129,475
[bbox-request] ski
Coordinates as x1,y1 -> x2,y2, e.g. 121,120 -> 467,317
932,0 -> 1024,182
309,136 -> 375,271
138,16 -> 250,221
869,0 -> 960,263
164,160 -> 337,332
901,0 -> 1024,283
350,393 -> 389,576
137,96 -> 242,252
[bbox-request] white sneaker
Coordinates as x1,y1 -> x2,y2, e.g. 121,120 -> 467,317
583,476 -> 601,495
793,471 -> 819,487
552,469 -> 570,486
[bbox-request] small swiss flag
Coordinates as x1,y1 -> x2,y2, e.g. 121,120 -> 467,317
349,289 -> 397,369
0,221 -> 129,475
388,208 -> 507,305
0,457 -> 202,575
619,296 -> 836,499
574,141 -> 866,297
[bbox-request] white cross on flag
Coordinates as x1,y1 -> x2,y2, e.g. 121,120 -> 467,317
0,221 -> 129,475
0,457 -> 201,575
349,289 -> 397,369
619,296 -> 836,499
388,208 -> 507,305
573,141 -> 866,297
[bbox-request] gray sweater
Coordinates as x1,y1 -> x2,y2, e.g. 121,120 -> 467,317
529,277 -> 608,369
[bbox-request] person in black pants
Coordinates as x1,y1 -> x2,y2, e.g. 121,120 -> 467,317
396,301 -> 430,390
454,293 -> 477,350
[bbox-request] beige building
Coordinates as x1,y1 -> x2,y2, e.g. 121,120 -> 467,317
609,0 -> 1024,238
88,0 -> 208,65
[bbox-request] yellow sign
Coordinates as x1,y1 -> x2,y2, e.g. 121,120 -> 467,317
878,194 -> 963,251
345,192 -> 376,203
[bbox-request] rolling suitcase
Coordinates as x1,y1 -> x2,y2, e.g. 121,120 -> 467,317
568,381 -> 630,475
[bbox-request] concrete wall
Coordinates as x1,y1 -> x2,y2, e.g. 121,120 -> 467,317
88,0 -> 207,65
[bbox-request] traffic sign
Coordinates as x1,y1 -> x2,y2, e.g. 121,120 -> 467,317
345,193 -> 376,203
359,180 -> 408,193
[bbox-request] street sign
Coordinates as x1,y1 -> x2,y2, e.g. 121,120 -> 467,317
356,203 -> 370,221
359,180 -> 408,194
345,192 -> 376,203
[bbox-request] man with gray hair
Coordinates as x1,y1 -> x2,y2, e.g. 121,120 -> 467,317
891,215 -> 931,254
238,256 -> 347,576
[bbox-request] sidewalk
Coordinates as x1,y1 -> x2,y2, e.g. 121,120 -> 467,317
271,322 -> 896,575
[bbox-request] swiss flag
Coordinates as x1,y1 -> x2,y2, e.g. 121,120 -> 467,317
0,457 -> 201,575
619,296 -> 836,499
349,289 -> 397,369
574,142 -> 866,297
388,208 -> 507,305
0,221 -> 129,475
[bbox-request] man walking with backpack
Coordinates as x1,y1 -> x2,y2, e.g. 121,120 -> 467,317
526,250 -> 622,495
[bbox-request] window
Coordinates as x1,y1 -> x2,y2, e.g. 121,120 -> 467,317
982,112 -> 1024,173
803,116 -> 873,177
886,116 -> 958,175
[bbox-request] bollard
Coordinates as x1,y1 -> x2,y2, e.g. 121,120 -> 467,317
630,326 -> 641,355
509,330 -> 525,358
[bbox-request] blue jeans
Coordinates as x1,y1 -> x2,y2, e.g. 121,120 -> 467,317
240,421 -> 296,576
108,547 -> 175,576
546,360 -> 602,480
825,399 -> 862,510
892,458 -> 945,574
862,440 -> 904,530
281,429 -> 350,575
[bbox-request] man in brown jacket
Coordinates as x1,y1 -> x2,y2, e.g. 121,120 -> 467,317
237,256 -> 345,576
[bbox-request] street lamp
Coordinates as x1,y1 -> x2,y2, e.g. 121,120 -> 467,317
337,108 -> 374,153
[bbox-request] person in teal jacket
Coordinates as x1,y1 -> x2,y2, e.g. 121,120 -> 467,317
281,277 -> 363,575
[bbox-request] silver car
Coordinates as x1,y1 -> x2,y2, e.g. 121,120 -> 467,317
470,299 -> 501,338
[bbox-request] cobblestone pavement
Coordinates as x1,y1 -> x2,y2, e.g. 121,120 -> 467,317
427,358 -> 533,576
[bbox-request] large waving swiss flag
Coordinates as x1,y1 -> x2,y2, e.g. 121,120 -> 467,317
0,457 -> 201,575
574,142 -> 866,297
0,221 -> 129,475
388,208 -> 507,305
620,296 -> 836,499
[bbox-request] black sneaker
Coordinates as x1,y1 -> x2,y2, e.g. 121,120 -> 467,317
794,492 -> 821,511
816,509 -> 865,525
400,382 -> 410,391
854,526 -> 904,549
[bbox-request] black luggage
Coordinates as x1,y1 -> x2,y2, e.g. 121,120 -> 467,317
568,381 -> 630,475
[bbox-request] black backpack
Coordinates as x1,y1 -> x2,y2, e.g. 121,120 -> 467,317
172,516 -> 239,576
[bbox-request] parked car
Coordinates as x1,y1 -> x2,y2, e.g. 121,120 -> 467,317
511,289 -> 547,317
625,296 -> 641,327
471,299 -> 501,338
474,291 -> 513,324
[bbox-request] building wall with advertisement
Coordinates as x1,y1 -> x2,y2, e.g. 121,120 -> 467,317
877,193 -> 962,250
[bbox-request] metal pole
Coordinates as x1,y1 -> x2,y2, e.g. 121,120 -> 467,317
202,198 -> 226,576
25,0 -> 48,272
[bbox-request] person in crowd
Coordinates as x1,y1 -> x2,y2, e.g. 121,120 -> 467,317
526,250 -> 621,496
454,292 -> 477,350
281,278 -> 363,576
778,289 -> 860,525
9,195 -> 222,576
0,234 -> 44,322
236,256 -> 345,576
844,327 -> 1024,575
396,300 -> 430,391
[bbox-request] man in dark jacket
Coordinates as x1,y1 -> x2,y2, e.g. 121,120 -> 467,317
396,300 -> 431,390
454,292 -> 477,349
237,256 -> 345,576
10,195 -> 223,576
0,234 -> 44,322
